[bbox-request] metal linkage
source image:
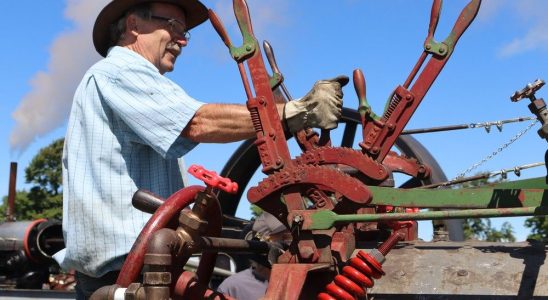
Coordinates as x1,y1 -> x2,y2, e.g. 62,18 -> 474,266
357,0 -> 481,162
453,119 -> 538,179
423,161 -> 545,188
401,116 -> 536,135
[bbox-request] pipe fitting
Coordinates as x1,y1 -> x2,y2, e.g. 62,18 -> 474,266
89,284 -> 120,300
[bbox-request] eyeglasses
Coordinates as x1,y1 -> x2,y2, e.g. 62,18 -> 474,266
150,15 -> 190,41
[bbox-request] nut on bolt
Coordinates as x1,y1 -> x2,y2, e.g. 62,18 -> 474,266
179,213 -> 208,232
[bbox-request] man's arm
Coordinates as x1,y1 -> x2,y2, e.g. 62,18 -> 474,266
181,103 -> 285,143
182,76 -> 348,143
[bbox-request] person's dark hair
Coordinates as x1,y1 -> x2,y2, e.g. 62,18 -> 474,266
108,3 -> 153,48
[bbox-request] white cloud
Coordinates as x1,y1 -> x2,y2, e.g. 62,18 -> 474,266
497,1 -> 548,57
10,0 -> 107,153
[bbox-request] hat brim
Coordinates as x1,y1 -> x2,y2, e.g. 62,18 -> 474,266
93,0 -> 208,57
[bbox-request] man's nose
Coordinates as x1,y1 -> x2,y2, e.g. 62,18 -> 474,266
174,38 -> 187,47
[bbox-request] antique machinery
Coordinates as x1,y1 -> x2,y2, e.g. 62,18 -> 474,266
0,163 -> 66,289
91,0 -> 547,299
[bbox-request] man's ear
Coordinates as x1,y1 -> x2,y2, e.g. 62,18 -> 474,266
126,14 -> 139,37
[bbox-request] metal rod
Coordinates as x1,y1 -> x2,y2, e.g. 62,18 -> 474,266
421,162 -> 545,189
185,258 -> 235,277
199,236 -> 270,254
7,162 -> 17,222
401,116 -> 536,135
306,205 -> 547,230
336,206 -> 546,223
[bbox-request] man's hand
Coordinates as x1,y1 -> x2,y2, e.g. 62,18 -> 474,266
284,75 -> 349,133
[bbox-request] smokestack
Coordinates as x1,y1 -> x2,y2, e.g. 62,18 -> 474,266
6,162 -> 17,222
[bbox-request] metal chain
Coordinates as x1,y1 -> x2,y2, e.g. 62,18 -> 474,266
453,119 -> 538,180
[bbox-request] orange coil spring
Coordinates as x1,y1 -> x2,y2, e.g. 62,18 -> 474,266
317,250 -> 385,300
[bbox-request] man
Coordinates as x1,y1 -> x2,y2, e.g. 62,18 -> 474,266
217,212 -> 290,300
59,0 -> 347,298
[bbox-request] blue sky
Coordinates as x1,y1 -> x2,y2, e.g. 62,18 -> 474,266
1,0 -> 547,241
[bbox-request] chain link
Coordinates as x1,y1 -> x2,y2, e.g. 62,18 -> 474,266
453,119 -> 538,180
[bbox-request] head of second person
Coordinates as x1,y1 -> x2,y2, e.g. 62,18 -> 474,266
93,0 -> 208,74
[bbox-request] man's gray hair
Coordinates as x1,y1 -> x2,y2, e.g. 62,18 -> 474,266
108,3 -> 153,48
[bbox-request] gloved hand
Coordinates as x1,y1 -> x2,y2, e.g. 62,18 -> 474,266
284,75 -> 349,133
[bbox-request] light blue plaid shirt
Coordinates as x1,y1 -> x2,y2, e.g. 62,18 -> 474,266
60,46 -> 205,277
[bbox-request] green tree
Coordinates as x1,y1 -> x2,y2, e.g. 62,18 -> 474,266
1,138 -> 64,221
524,216 -> 547,242
464,218 -> 516,242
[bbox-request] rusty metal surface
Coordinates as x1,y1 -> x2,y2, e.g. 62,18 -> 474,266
367,240 -> 548,297
7,162 -> 17,222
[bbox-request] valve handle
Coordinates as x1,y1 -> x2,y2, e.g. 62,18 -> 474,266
188,165 -> 239,194
511,79 -> 545,102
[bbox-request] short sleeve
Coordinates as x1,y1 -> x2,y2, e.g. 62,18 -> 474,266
100,63 -> 205,159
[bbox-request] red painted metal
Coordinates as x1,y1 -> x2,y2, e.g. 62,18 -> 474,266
116,185 -> 204,287
22,218 -> 47,262
264,263 -> 332,300
318,254 -> 379,299
188,164 -> 238,194
360,0 -> 481,162
318,233 -> 404,300
383,151 -> 431,179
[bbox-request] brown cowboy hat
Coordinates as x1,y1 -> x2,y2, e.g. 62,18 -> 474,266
93,0 -> 208,57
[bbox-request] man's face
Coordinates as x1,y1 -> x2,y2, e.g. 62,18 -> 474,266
133,3 -> 188,74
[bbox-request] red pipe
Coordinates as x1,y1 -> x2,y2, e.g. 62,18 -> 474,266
23,218 -> 47,262
116,185 -> 204,287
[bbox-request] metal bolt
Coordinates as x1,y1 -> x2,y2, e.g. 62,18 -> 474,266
425,44 -> 431,50
293,215 -> 304,224
246,45 -> 252,51
439,47 -> 446,54
378,232 -> 404,256
299,246 -> 315,260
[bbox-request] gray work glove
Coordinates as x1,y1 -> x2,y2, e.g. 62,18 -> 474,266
284,75 -> 349,133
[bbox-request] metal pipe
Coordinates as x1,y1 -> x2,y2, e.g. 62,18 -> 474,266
334,206 -> 546,223
7,162 -> 17,222
304,206 -> 548,230
116,185 -> 204,287
185,259 -> 235,277
199,236 -> 270,254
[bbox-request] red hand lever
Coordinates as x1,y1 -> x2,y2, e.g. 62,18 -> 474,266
188,165 -> 239,194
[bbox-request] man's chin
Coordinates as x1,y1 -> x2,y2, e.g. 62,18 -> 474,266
160,60 -> 176,74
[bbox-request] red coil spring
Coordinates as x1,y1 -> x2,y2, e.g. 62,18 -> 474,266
317,250 -> 385,300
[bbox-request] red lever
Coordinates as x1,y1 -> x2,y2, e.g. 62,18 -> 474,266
188,165 -> 238,194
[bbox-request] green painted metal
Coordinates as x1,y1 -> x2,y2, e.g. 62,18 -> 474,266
484,177 -> 547,189
229,4 -> 257,61
424,40 -> 448,57
308,206 -> 548,230
368,177 -> 548,208
268,72 -> 283,90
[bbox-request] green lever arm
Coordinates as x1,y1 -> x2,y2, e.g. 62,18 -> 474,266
368,177 -> 547,208
302,206 -> 548,230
